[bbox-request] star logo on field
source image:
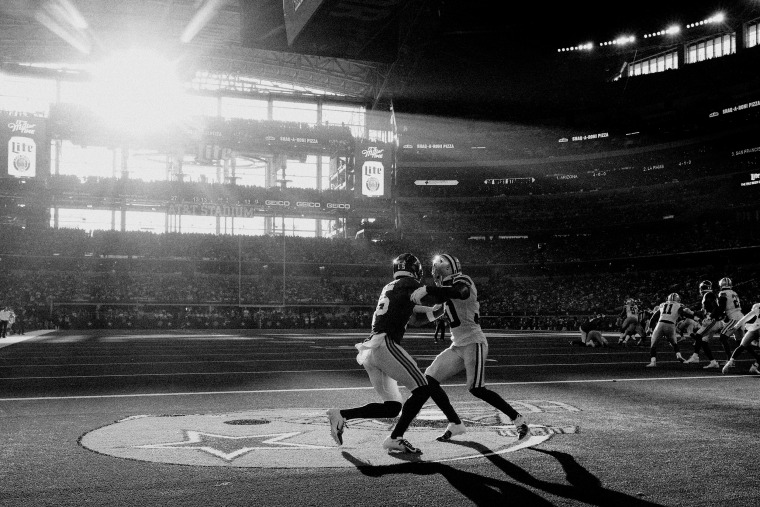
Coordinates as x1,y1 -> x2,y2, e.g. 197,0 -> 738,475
135,431 -> 331,461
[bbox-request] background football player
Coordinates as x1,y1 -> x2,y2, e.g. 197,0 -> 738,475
646,293 -> 692,367
618,298 -> 640,346
422,254 -> 530,442
715,277 -> 744,365
683,280 -> 723,369
721,301 -> 760,375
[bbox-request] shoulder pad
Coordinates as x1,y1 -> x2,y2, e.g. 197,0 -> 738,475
452,274 -> 473,287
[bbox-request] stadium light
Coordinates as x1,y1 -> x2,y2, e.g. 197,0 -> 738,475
86,47 -> 189,136
686,13 -> 725,28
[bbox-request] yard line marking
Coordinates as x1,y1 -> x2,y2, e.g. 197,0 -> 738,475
0,375 -> 753,402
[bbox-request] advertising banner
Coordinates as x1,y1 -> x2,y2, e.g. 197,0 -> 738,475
1,111 -> 49,178
355,141 -> 391,198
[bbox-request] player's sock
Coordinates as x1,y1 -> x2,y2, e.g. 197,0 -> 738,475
702,342 -> 714,360
390,386 -> 430,439
469,387 -> 519,420
342,401 -> 402,420
720,335 -> 733,358
426,375 -> 461,424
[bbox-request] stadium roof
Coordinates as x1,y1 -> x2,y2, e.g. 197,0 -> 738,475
0,1 -> 756,119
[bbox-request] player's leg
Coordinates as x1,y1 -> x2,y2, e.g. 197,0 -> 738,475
647,325 -> 663,367
424,347 -> 465,435
718,318 -> 738,364
723,329 -> 760,374
464,342 -> 530,440
326,349 -> 403,445
666,326 -> 686,362
379,338 -> 430,453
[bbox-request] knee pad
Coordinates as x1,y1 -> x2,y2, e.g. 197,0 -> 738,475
383,401 -> 402,417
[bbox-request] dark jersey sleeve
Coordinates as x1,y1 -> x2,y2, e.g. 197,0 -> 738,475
370,277 -> 422,344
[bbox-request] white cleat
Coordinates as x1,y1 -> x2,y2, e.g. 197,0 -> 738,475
645,361 -> 657,368
702,360 -> 720,370
383,436 -> 422,454
513,415 -> 530,440
683,353 -> 700,364
436,422 -> 467,442
749,363 -> 760,375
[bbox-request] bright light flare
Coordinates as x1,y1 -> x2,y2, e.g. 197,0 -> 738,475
89,48 -> 189,136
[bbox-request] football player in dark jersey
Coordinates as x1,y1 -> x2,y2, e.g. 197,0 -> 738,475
326,253 -> 468,454
683,280 -> 722,369
571,312 -> 607,347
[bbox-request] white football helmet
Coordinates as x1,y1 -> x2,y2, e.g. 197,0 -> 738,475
667,293 -> 681,303
431,254 -> 461,285
718,277 -> 732,290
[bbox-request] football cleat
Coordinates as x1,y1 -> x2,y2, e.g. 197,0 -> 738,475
683,353 -> 700,364
436,422 -> 467,442
513,415 -> 529,441
383,436 -> 422,454
749,364 -> 760,375
703,360 -> 720,369
326,408 -> 345,445
645,361 -> 657,368
721,360 -> 736,374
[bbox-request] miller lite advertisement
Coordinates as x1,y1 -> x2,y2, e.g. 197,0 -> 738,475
355,141 -> 391,198
1,111 -> 49,178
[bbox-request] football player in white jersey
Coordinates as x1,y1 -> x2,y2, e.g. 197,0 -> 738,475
645,293 -> 693,367
716,277 -> 744,364
721,302 -> 760,375
422,254 -> 530,442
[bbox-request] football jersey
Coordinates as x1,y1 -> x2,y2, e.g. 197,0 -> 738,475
370,276 -> 423,344
441,274 -> 486,346
718,289 -> 742,319
699,291 -> 719,318
656,301 -> 690,324
624,303 -> 638,319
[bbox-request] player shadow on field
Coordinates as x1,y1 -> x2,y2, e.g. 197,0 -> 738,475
341,442 -> 665,507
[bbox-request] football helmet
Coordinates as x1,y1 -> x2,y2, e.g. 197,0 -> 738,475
667,293 -> 681,303
718,277 -> 732,290
698,280 -> 712,295
393,253 -> 423,281
431,254 -> 461,285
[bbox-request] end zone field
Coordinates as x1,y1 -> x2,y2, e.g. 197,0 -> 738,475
1,329 -> 758,506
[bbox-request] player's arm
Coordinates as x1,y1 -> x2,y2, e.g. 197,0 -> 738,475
648,310 -> 660,329
411,282 -> 469,306
407,304 -> 445,327
725,305 -> 759,334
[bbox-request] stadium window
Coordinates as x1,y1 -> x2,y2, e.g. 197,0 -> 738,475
706,40 -> 714,59
126,149 -> 168,182
272,100 -> 318,125
56,141 -> 119,179
187,94 -> 219,117
321,103 -> 365,139
686,33 -> 735,64
220,96 -> 268,120
0,74 -> 56,115
284,155 -> 320,189
180,215 -> 217,235
230,216 -> 267,236
748,22 -> 758,48
52,208 -> 118,233
124,210 -> 165,233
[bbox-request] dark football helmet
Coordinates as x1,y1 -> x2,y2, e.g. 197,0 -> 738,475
393,253 -> 423,281
698,280 -> 712,295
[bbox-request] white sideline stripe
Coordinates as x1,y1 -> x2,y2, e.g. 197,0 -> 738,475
1,359 -> 754,378
0,374 -> 753,402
